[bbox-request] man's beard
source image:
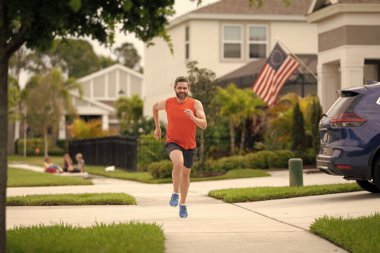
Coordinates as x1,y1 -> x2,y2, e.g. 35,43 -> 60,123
176,92 -> 187,100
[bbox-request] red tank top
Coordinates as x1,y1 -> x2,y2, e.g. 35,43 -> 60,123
165,97 -> 197,149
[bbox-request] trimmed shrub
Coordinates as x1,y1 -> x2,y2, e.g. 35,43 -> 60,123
16,138 -> 66,156
147,160 -> 172,179
192,159 -> 225,177
245,151 -> 272,169
48,146 -> 65,156
16,138 -> 46,156
298,148 -> 317,165
268,150 -> 296,168
212,155 -> 248,172
137,134 -> 166,171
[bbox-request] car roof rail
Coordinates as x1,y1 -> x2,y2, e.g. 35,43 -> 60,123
366,80 -> 378,85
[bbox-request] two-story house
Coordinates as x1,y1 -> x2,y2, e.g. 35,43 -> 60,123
307,0 -> 380,111
143,0 -> 318,117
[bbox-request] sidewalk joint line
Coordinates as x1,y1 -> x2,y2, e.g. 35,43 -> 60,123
232,203 -> 308,232
190,190 -> 308,231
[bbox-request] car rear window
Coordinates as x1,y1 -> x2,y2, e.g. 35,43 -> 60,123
326,92 -> 360,117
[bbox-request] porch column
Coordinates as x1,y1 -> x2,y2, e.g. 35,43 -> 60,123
14,120 -> 20,140
58,116 -> 66,139
319,63 -> 340,112
340,56 -> 364,89
102,114 -> 109,130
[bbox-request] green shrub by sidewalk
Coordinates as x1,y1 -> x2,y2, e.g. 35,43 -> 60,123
7,193 -> 136,206
310,213 -> 380,253
8,168 -> 92,187
87,166 -> 269,183
209,183 -> 362,203
7,222 -> 164,253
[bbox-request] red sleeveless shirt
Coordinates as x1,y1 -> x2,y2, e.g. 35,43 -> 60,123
165,97 -> 197,149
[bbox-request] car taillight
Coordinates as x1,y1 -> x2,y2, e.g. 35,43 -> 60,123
330,113 -> 367,128
335,164 -> 352,169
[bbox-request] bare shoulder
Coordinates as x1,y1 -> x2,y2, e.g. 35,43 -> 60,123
153,100 -> 166,110
194,99 -> 204,109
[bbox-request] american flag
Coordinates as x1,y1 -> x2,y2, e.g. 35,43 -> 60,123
252,43 -> 299,106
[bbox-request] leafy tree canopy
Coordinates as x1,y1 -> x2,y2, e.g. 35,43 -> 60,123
114,42 -> 141,70
3,0 -> 175,58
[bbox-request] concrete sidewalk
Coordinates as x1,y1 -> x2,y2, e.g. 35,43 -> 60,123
7,168 -> 379,252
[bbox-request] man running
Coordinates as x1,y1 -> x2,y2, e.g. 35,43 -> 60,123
153,76 -> 207,218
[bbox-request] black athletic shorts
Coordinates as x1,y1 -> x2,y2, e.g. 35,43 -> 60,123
165,142 -> 197,169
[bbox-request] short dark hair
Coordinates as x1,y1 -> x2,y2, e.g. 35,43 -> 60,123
174,76 -> 189,88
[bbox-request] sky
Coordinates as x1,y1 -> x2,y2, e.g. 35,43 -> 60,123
90,0 -> 219,63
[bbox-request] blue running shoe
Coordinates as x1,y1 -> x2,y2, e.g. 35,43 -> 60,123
179,204 -> 188,218
169,193 -> 179,207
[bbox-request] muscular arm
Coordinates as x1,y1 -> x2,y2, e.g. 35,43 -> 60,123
184,100 -> 207,130
153,100 -> 166,139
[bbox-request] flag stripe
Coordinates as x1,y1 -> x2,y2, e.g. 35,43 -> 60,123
252,43 -> 300,106
268,58 -> 299,105
253,65 -> 270,94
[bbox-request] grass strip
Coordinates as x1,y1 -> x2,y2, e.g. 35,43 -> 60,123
8,168 -> 92,187
87,166 -> 269,184
7,193 -> 136,206
7,222 -> 164,253
310,213 -> 380,253
192,169 -> 270,181
208,183 -> 362,203
8,155 -> 61,166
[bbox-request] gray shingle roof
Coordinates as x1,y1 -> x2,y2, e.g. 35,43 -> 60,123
192,0 -> 313,15
337,0 -> 380,3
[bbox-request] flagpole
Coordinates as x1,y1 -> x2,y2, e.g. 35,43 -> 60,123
276,38 -> 318,80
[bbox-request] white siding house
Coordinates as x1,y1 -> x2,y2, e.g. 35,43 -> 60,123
144,0 -> 318,117
60,64 -> 144,138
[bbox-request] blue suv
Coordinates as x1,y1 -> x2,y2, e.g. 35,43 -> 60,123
317,82 -> 380,193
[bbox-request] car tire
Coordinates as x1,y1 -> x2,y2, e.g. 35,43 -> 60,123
356,180 -> 380,193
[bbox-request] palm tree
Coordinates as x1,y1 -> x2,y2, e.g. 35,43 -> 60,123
115,94 -> 143,136
22,68 -> 80,156
264,93 -> 317,150
216,84 -> 265,155
238,90 -> 265,153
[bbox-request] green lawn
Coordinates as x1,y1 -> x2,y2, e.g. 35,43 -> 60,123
86,166 -> 270,183
208,183 -> 362,203
8,167 -> 92,187
7,193 -> 136,206
310,213 -> 380,253
9,155 -> 62,167
7,222 -> 164,253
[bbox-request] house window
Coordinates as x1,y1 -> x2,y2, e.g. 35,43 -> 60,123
185,26 -> 190,60
248,25 -> 267,59
223,25 -> 242,59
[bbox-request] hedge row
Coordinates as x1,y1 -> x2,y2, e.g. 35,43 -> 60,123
15,138 -> 66,156
148,149 -> 315,179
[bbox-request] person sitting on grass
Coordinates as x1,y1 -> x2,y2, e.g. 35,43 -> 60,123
44,157 -> 62,173
63,153 -> 81,173
75,153 -> 85,173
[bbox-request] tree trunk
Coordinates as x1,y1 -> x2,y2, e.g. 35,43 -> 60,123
239,120 -> 246,155
0,50 -> 9,253
44,129 -> 49,157
229,118 -> 235,155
